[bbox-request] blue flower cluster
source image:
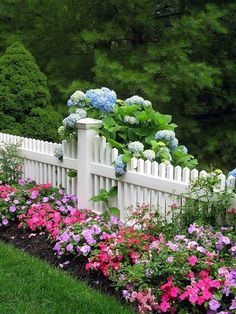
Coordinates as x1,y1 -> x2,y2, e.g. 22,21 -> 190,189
155,130 -> 179,150
85,87 -> 117,113
62,113 -> 86,128
128,141 -> 144,154
125,95 -> 145,106
114,155 -> 126,176
54,145 -> 63,160
229,168 -> 236,178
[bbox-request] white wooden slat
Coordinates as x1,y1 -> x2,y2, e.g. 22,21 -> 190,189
174,165 -> 182,182
227,175 -> 235,188
158,163 -> 166,219
144,160 -> 151,203
117,181 -> 124,216
99,136 -> 107,165
137,159 -> 145,204
43,164 -> 48,184
191,169 -> 199,180
183,167 -> 190,184
94,135 -> 101,162
93,175 -> 100,212
111,148 -> 118,163
200,170 -> 208,177
166,164 -> 174,222
218,173 -> 226,190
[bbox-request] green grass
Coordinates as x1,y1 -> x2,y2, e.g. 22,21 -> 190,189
0,242 -> 134,314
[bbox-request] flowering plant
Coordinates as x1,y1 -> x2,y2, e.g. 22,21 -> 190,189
0,142 -> 24,184
174,171 -> 236,229
58,88 -> 198,176
0,179 -> 77,228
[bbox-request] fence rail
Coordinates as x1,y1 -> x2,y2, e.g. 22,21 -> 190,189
0,118 -> 235,220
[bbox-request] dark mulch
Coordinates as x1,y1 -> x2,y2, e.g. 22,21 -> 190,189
0,222 -> 117,296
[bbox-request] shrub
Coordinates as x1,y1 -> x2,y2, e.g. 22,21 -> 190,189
0,41 -> 61,141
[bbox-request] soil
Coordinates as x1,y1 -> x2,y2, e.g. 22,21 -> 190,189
0,222 -> 117,296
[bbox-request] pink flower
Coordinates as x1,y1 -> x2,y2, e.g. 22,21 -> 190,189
159,301 -> 170,312
188,256 -> 198,266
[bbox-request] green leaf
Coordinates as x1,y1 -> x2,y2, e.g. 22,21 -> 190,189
109,207 -> 120,217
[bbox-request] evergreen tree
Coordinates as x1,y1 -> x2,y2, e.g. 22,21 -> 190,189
0,41 -> 61,141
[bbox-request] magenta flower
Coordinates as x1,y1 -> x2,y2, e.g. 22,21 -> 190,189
188,256 -> 198,266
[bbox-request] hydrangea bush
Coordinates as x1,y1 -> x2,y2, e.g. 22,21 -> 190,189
58,87 -> 198,176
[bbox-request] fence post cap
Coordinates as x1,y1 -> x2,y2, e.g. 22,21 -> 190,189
76,118 -> 103,130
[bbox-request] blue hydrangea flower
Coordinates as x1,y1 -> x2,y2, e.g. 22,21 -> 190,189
183,146 -> 188,154
128,141 -> 144,154
62,113 -> 84,128
114,155 -> 126,176
170,138 -> 179,149
229,168 -> 236,178
85,87 -> 117,113
54,145 -> 63,160
155,130 -> 176,141
125,95 -> 145,106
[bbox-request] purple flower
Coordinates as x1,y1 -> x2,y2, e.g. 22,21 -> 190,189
66,243 -> 74,252
197,246 -> 206,254
13,199 -> 19,204
42,197 -> 48,203
122,290 -> 131,300
209,299 -> 221,311
80,245 -> 91,254
58,189 -> 64,195
73,235 -> 80,242
60,231 -> 70,242
55,200 -> 61,206
166,241 -> 179,251
230,298 -> 236,310
92,225 -> 102,235
30,190 -> 39,200
18,178 -> 25,186
2,217 -> 9,225
188,223 -> 198,234
167,256 -> 174,263
9,205 -> 16,213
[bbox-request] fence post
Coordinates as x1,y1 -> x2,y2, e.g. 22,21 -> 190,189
76,118 -> 103,209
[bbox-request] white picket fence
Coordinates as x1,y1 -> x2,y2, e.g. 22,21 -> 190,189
0,118 -> 235,220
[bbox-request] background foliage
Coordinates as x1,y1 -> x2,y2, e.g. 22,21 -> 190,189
0,0 -> 235,170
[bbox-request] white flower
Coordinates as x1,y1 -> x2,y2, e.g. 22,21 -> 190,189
128,141 -> 144,154
75,108 -> 87,118
58,126 -> 66,137
125,95 -> 145,106
143,100 -> 152,107
143,149 -> 155,161
124,115 -> 138,125
70,90 -> 85,103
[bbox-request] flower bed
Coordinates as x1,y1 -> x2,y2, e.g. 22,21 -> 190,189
0,180 -> 235,313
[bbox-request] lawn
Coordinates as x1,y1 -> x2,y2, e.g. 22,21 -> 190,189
0,241 -> 134,314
